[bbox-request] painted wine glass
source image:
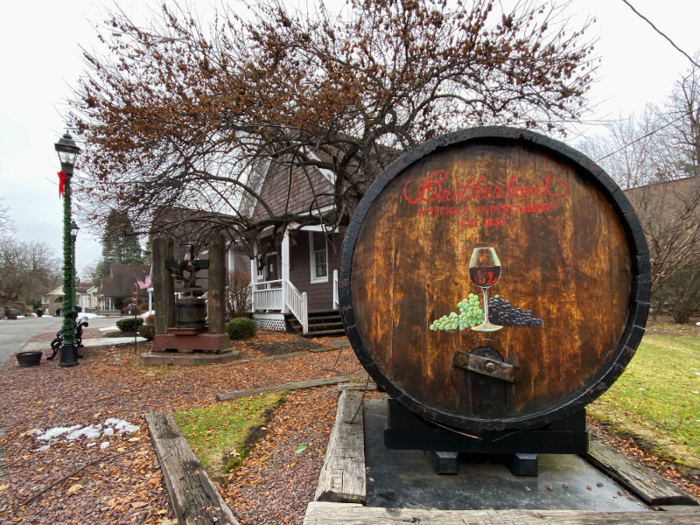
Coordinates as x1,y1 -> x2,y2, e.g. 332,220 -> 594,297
469,247 -> 503,332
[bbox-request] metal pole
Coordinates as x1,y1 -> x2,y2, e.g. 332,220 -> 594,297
59,168 -> 78,367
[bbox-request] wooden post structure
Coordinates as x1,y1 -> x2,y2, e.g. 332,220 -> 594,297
153,237 -> 175,335
208,232 -> 226,334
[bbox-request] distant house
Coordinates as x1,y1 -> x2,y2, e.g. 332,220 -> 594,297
43,283 -> 99,316
100,264 -> 151,310
245,157 -> 351,336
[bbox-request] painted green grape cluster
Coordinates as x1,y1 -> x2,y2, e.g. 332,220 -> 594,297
430,293 -> 484,331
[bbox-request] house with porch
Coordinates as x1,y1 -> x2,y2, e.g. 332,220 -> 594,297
43,283 -> 99,315
245,159 -> 347,337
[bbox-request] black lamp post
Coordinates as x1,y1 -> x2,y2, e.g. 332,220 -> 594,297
55,133 -> 81,367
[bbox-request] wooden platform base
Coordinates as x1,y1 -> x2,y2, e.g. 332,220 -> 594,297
303,502 -> 700,524
153,332 -> 230,353
140,349 -> 241,366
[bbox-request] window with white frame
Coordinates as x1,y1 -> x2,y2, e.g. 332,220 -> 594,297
310,232 -> 328,282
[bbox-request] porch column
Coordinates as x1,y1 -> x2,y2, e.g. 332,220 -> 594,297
250,244 -> 257,312
281,229 -> 290,314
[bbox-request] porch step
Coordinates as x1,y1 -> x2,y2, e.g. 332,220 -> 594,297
303,329 -> 346,337
285,311 -> 345,337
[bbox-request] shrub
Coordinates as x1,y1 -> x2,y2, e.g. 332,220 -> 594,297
138,324 -> 155,341
117,317 -> 144,332
656,265 -> 700,323
137,302 -> 149,313
225,270 -> 251,320
226,317 -> 256,340
145,314 -> 155,326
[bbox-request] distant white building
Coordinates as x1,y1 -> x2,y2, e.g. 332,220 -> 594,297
42,283 -> 99,315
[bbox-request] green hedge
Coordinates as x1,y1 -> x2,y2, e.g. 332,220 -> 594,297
116,317 -> 144,332
226,317 -> 256,340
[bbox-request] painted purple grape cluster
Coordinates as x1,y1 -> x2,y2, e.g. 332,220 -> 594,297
489,296 -> 543,327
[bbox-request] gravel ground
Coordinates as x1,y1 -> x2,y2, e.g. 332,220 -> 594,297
0,332 -> 363,524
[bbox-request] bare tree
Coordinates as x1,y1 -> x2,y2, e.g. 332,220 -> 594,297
578,107 -> 664,189
587,58 -> 700,321
626,177 -> 700,292
0,199 -> 15,237
69,0 -> 596,259
0,237 -> 61,305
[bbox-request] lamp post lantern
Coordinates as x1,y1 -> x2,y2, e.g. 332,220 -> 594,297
55,133 -> 81,367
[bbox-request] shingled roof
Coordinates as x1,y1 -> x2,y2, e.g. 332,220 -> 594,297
101,264 -> 151,298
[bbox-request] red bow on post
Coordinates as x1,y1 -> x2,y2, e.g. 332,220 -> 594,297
57,171 -> 66,199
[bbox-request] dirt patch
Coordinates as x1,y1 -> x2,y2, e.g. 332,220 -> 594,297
234,330 -> 325,358
226,386 -> 339,525
645,317 -> 700,336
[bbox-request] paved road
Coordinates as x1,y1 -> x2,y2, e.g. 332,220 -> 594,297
0,316 -> 123,365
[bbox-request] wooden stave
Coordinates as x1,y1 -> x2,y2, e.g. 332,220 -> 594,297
338,126 -> 650,432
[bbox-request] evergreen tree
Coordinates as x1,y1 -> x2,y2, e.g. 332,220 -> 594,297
92,211 -> 144,287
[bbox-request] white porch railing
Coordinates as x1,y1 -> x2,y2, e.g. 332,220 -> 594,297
285,279 -> 308,334
333,269 -> 339,310
252,279 -> 283,311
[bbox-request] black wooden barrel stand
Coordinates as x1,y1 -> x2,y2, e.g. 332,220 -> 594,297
384,400 -> 588,476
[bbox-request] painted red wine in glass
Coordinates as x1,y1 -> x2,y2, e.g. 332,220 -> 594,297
469,247 -> 503,332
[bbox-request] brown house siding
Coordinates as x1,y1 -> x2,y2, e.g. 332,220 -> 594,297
252,161 -> 336,221
287,228 -> 345,312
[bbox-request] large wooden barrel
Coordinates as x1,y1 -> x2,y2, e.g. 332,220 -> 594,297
339,127 -> 650,432
175,297 -> 207,330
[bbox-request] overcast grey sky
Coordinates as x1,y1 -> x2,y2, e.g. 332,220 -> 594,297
0,0 -> 698,275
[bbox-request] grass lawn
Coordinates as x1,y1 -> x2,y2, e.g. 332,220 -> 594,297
589,333 -> 700,471
173,391 -> 287,477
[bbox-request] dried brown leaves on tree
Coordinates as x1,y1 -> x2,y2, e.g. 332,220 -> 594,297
69,0 -> 595,259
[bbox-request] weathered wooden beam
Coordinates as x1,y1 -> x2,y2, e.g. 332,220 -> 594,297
208,232 -> 226,334
215,375 -> 366,402
314,390 -> 366,504
585,438 -> 698,506
303,502 -> 700,525
144,412 -> 238,525
338,382 -> 378,392
153,237 -> 175,335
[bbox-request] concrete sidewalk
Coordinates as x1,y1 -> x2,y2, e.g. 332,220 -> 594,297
24,336 -> 146,351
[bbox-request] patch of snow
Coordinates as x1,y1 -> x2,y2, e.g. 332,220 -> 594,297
86,442 -> 97,448
105,418 -> 139,434
16,315 -> 25,319
66,424 -> 102,441
36,425 -> 81,441
141,310 -> 155,318
100,442 -> 110,449
99,326 -> 119,332
35,445 -> 50,452
103,427 -> 114,436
